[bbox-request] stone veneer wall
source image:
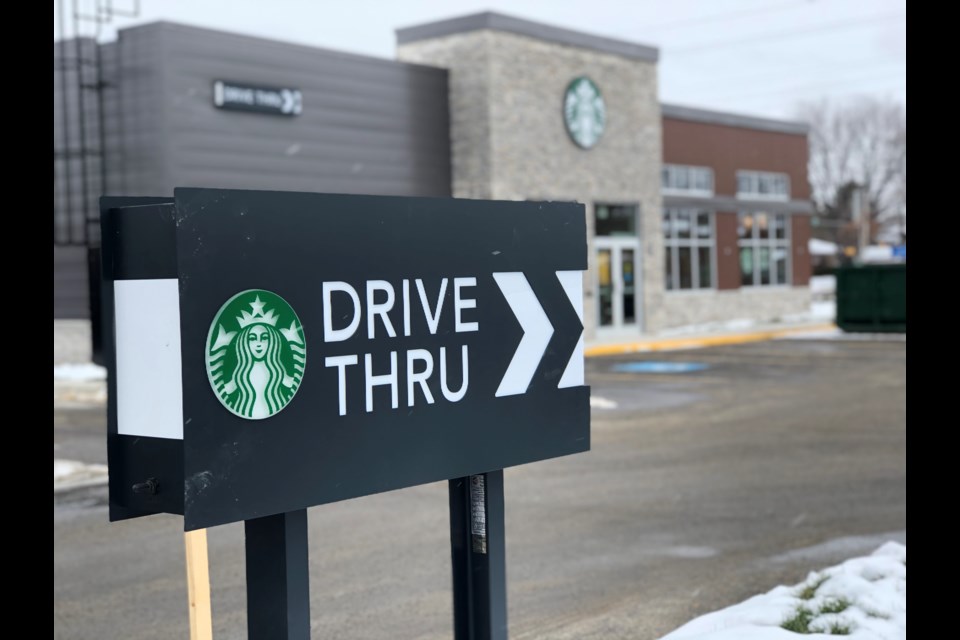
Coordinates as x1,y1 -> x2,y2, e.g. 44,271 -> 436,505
396,33 -> 493,200
659,287 -> 812,330
399,30 -> 664,338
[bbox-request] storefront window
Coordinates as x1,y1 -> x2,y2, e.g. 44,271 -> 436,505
664,208 -> 714,291
738,212 -> 791,286
595,204 -> 637,236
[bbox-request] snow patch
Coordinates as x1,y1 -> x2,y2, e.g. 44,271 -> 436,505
590,396 -> 618,410
54,363 -> 106,381
54,459 -> 108,492
810,275 -> 837,295
809,239 -> 839,256
658,318 -> 757,338
661,542 -> 906,640
810,301 -> 836,320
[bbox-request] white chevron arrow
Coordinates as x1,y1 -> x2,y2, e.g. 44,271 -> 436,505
556,270 -> 585,388
493,272 -> 554,397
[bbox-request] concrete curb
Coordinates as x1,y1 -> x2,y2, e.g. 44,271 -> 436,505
584,323 -> 837,357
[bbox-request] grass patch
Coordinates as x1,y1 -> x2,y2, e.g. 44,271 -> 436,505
826,620 -> 852,635
797,574 -> 829,600
782,602 -> 855,635
819,598 -> 851,615
863,606 -> 891,620
781,607 -> 815,633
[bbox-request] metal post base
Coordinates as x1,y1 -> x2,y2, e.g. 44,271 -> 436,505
245,509 -> 311,640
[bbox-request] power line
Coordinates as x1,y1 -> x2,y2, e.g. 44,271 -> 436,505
730,83 -> 906,112
668,11 -> 905,54
667,58 -> 906,92
666,74 -> 906,117
634,0 -> 814,34
725,70 -> 906,101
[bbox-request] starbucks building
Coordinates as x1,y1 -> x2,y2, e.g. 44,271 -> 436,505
54,11 -> 813,350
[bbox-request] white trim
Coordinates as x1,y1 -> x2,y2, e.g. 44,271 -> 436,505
735,193 -> 790,202
595,236 -> 642,333
737,212 -> 792,287
114,279 -> 184,440
663,207 -> 716,292
662,188 -> 713,198
662,164 -> 715,197
736,170 -> 791,201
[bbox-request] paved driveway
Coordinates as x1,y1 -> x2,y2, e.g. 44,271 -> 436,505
54,338 -> 906,639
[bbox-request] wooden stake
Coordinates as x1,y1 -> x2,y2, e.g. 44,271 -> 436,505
185,529 -> 213,640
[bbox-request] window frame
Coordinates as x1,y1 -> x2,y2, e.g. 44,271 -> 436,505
663,207 -> 716,292
594,203 -> 640,237
735,170 -> 791,202
737,211 -> 792,287
662,164 -> 715,198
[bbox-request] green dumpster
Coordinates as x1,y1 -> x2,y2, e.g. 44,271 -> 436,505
835,264 -> 906,333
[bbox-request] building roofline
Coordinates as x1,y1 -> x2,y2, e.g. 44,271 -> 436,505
113,20 -> 446,74
396,11 -> 659,62
662,103 -> 809,135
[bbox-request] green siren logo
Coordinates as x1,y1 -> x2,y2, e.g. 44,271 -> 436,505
563,77 -> 606,150
206,290 -> 305,419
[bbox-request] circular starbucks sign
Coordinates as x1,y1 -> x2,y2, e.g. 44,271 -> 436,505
206,289 -> 305,419
563,77 -> 606,149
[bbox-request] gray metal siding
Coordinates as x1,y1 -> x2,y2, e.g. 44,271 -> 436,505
157,23 -> 451,197
54,21 -> 452,318
55,29 -> 170,318
54,246 -> 89,319
54,37 -> 103,245
101,27 -> 173,200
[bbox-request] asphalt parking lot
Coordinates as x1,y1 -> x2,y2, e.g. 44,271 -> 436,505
54,337 -> 906,639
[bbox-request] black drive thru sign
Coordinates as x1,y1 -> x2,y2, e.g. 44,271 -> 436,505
102,189 -> 590,531
213,80 -> 302,116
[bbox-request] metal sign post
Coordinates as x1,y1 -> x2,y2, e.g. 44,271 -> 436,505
101,189 -> 590,638
245,510 -> 311,639
450,473 -> 507,640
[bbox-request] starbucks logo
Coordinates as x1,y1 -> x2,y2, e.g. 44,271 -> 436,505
206,290 -> 305,419
563,77 -> 606,150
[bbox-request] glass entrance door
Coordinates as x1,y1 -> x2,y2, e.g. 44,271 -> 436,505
596,237 -> 641,332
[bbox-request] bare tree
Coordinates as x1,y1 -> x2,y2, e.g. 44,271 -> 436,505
797,97 -> 906,242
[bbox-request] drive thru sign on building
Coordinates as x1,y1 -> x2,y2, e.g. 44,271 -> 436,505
102,188 -> 590,638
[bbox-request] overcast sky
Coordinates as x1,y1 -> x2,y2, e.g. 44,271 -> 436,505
54,0 -> 906,120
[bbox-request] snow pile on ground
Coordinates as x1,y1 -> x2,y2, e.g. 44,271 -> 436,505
590,396 -> 618,410
658,318 -> 758,338
661,542 -> 906,639
53,363 -> 107,381
54,363 -> 108,405
54,459 -> 108,492
810,275 -> 837,297
810,301 -> 836,321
